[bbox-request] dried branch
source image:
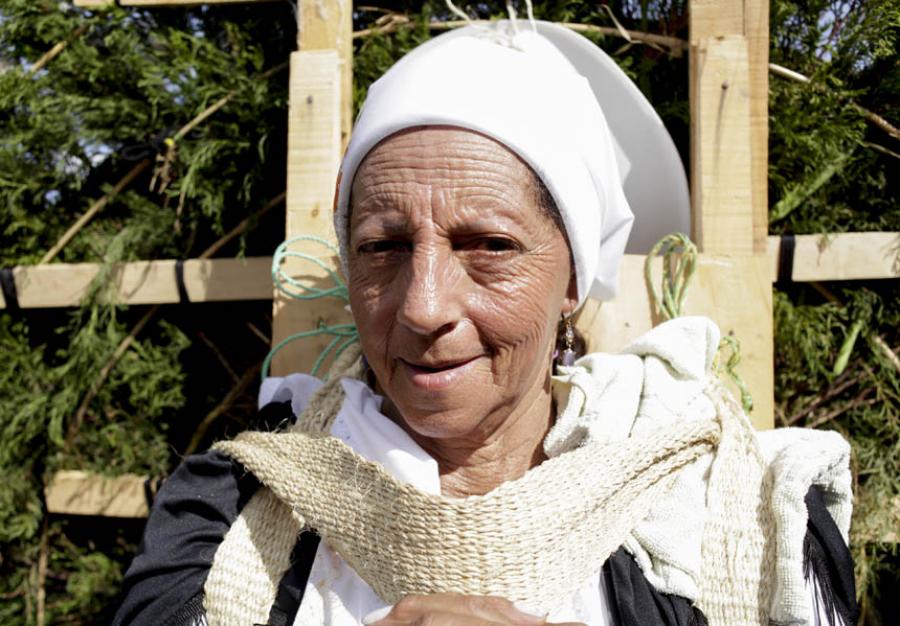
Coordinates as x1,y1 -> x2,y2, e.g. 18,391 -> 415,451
196,331 -> 239,384
184,361 -> 262,456
29,24 -> 89,75
872,335 -> 900,375
353,14 -> 688,54
39,62 -> 288,264
806,386 -> 877,429
39,160 -> 151,264
769,61 -> 900,142
198,191 -> 285,259
246,321 -> 270,346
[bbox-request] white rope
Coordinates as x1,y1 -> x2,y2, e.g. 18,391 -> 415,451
444,0 -> 471,23
506,2 -> 520,36
523,0 -> 538,32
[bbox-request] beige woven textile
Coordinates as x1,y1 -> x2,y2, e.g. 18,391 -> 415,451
215,417 -> 717,611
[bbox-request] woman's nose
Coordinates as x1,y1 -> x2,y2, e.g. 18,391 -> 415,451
396,247 -> 463,336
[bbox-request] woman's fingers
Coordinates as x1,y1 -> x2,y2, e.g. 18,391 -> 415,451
364,593 -> 547,625
375,610 -> 504,625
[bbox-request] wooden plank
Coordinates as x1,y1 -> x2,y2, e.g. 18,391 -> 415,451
297,0 -> 353,148
45,470 -> 151,518
0,233 -> 894,310
689,34 -> 754,255
577,253 -> 774,430
270,50 -> 350,375
767,232 -> 900,282
744,1 -> 770,254
1,257 -> 271,309
690,0 -> 769,254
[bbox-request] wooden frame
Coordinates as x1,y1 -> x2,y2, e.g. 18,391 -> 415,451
4,233 -> 897,310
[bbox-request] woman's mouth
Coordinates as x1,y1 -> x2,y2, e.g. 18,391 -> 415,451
399,356 -> 481,391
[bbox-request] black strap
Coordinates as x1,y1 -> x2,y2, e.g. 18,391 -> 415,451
1,267 -> 19,312
264,531 -> 321,626
777,234 -> 796,285
174,259 -> 190,304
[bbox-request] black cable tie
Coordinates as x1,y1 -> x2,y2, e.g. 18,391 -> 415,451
175,259 -> 190,305
143,476 -> 162,512
1,267 -> 20,312
777,233 -> 796,285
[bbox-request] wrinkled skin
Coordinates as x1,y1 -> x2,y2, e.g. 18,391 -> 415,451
348,126 -> 577,498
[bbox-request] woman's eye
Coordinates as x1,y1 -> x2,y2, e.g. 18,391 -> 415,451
357,240 -> 410,255
458,237 -> 521,253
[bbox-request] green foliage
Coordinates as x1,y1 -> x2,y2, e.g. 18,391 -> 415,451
774,283 -> 900,620
769,0 -> 899,234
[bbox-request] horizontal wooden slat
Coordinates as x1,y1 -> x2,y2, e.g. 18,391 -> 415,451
766,232 -> 900,282
45,470 -> 153,518
2,233 -> 896,311
2,257 -> 271,309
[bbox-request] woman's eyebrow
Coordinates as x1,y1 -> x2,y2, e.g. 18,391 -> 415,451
352,216 -> 410,236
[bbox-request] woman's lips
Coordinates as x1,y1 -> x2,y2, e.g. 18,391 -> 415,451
399,356 -> 481,391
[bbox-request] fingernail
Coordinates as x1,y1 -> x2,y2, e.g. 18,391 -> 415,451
362,605 -> 393,625
512,601 -> 546,622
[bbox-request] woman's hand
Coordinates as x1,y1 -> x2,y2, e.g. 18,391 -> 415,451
362,593 -> 587,626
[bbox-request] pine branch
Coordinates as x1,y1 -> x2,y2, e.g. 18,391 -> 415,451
35,517 -> 49,626
65,305 -> 159,451
63,189 -> 283,449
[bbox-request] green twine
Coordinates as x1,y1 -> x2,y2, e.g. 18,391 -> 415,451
645,232 -> 754,414
272,235 -> 349,301
716,334 -> 754,413
644,232 -> 698,321
262,235 -> 359,380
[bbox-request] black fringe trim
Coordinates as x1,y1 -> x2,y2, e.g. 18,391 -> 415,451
163,592 -> 206,626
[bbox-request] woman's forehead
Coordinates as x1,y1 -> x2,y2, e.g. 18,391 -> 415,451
353,127 -> 534,185
350,127 -> 541,219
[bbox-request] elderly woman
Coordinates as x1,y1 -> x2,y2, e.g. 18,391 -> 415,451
114,24 -> 856,626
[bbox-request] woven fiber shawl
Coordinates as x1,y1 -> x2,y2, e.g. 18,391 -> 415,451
201,367 -> 721,624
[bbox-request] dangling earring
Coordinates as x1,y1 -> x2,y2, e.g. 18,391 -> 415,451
560,313 -> 576,367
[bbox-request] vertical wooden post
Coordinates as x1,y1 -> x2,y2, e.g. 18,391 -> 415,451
689,0 -> 769,254
689,0 -> 773,428
298,0 -> 354,148
270,1 -> 352,376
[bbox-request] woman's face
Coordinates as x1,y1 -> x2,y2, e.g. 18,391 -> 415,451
347,127 -> 576,441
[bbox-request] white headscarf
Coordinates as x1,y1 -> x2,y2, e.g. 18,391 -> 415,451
333,26 -> 634,304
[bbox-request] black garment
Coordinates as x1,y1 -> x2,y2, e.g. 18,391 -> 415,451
114,401 -> 857,626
